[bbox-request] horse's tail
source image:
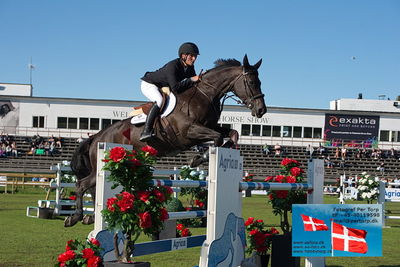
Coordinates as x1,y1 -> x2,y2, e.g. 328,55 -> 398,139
70,137 -> 94,179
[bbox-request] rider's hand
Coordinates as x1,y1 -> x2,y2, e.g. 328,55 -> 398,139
191,75 -> 201,82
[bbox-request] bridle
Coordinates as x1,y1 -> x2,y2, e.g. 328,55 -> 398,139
198,67 -> 264,111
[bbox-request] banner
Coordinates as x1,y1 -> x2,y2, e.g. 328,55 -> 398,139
324,114 -> 380,142
292,204 -> 382,257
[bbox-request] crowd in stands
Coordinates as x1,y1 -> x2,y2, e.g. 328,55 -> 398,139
0,132 -> 18,158
26,134 -> 63,156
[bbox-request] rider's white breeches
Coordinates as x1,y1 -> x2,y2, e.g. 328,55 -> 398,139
141,81 -> 163,108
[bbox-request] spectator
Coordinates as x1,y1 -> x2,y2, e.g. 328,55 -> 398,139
55,136 -> 62,148
390,148 -> 397,159
11,141 -> 18,157
262,143 -> 270,155
306,144 -> 314,157
341,146 -> 347,160
334,147 -> 340,159
378,162 -> 385,174
76,136 -> 84,143
274,143 -> 282,156
325,156 -> 334,168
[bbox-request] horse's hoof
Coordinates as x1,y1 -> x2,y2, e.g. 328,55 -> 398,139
82,214 -> 95,225
64,216 -> 78,227
190,155 -> 203,167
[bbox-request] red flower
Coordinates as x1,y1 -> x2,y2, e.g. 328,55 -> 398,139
65,239 -> 74,251
281,158 -> 299,166
285,176 -> 296,183
57,250 -> 76,263
141,145 -> 158,156
256,219 -> 264,223
106,197 -> 118,212
139,211 -> 152,228
117,192 -> 135,212
276,190 -> 288,199
275,175 -> 286,183
152,189 -> 166,202
129,158 -> 142,167
249,229 -> 259,236
268,194 -> 274,200
181,228 -> 191,237
69,195 -> 76,200
195,199 -> 204,208
137,191 -> 151,203
89,238 -> 100,247
290,167 -> 303,177
82,248 -> 95,259
270,227 -> 279,235
177,224 -> 185,231
245,217 -> 255,226
264,176 -> 274,182
87,256 -> 102,267
160,208 -> 169,221
164,186 -> 173,196
109,147 -> 126,162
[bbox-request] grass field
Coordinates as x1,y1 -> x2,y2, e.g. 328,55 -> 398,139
0,188 -> 399,267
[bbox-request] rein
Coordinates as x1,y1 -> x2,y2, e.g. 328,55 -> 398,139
196,68 -> 264,111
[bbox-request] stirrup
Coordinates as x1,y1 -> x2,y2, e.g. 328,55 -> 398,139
140,131 -> 155,142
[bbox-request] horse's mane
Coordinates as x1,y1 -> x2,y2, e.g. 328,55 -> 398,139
213,58 -> 241,68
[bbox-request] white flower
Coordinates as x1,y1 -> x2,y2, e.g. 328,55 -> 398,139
368,179 -> 373,185
374,177 -> 380,182
361,171 -> 367,175
361,192 -> 367,199
190,170 -> 199,177
365,174 -> 370,178
366,193 -> 372,199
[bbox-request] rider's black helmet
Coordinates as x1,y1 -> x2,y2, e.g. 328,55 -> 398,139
178,42 -> 200,56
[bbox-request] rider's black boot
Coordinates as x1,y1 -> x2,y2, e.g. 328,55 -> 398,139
140,104 -> 160,142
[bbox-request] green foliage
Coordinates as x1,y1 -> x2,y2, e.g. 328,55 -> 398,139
166,197 -> 185,212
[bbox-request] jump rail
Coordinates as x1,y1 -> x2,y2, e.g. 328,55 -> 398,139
91,143 -> 325,267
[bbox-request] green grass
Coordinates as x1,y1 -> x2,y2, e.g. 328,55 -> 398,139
0,189 -> 399,267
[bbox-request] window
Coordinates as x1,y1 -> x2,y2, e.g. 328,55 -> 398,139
397,131 -> 400,142
220,123 -> 232,130
313,128 -> 322,139
380,130 -> 390,142
282,126 -> 292,137
293,127 -> 302,138
262,125 -> 271,136
57,117 -> 67,129
304,127 -> 313,138
112,119 -> 121,124
102,119 -> 112,129
241,124 -> 251,136
90,118 -> 100,130
390,131 -> 397,142
251,125 -> 261,136
68,118 -> 78,129
79,118 -> 89,129
272,126 -> 281,137
32,116 -> 45,128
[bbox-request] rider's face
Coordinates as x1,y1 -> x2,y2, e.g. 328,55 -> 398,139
182,54 -> 197,66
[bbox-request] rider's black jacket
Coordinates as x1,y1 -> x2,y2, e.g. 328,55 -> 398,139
141,58 -> 196,94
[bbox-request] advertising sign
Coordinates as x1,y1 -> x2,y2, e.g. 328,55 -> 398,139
324,114 -> 380,141
292,204 -> 382,257
385,188 -> 400,201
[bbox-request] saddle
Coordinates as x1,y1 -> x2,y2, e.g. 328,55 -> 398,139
129,87 -> 176,125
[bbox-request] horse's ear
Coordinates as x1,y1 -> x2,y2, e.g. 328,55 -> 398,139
254,59 -> 262,70
243,54 -> 250,68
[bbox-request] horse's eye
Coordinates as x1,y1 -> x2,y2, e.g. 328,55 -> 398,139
248,103 -> 254,109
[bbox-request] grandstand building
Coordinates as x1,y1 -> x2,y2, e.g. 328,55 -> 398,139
1,83 -> 399,148
1,82 -> 399,181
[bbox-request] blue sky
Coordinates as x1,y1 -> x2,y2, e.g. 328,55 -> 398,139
1,1 -> 399,109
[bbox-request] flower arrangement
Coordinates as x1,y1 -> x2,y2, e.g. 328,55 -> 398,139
244,217 -> 279,256
243,173 -> 254,182
101,146 -> 173,263
265,158 -> 307,234
356,172 -> 380,203
55,238 -> 102,267
176,223 -> 192,237
179,166 -> 207,209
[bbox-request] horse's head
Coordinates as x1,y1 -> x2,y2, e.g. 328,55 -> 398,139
232,55 -> 267,118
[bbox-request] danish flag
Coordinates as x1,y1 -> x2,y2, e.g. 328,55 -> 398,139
332,222 -> 368,254
300,214 -> 328,231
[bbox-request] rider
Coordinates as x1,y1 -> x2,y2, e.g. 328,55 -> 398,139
139,42 -> 201,142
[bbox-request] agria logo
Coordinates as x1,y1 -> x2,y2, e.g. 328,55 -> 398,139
328,115 -> 376,127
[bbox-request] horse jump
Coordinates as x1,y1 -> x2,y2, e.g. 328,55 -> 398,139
91,143 -> 324,267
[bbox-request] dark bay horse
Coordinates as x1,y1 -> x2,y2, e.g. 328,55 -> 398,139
65,55 -> 266,227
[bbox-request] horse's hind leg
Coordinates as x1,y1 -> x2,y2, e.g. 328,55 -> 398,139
64,173 -> 96,227
82,186 -> 96,225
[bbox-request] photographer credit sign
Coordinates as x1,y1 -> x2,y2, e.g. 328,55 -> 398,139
324,113 -> 380,141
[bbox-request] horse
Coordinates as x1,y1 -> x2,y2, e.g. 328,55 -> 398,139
65,54 -> 267,227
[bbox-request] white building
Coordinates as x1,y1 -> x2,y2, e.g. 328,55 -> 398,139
1,83 -> 399,149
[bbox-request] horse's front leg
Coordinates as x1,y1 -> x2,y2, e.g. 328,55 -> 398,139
214,126 -> 239,149
186,124 -> 223,167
